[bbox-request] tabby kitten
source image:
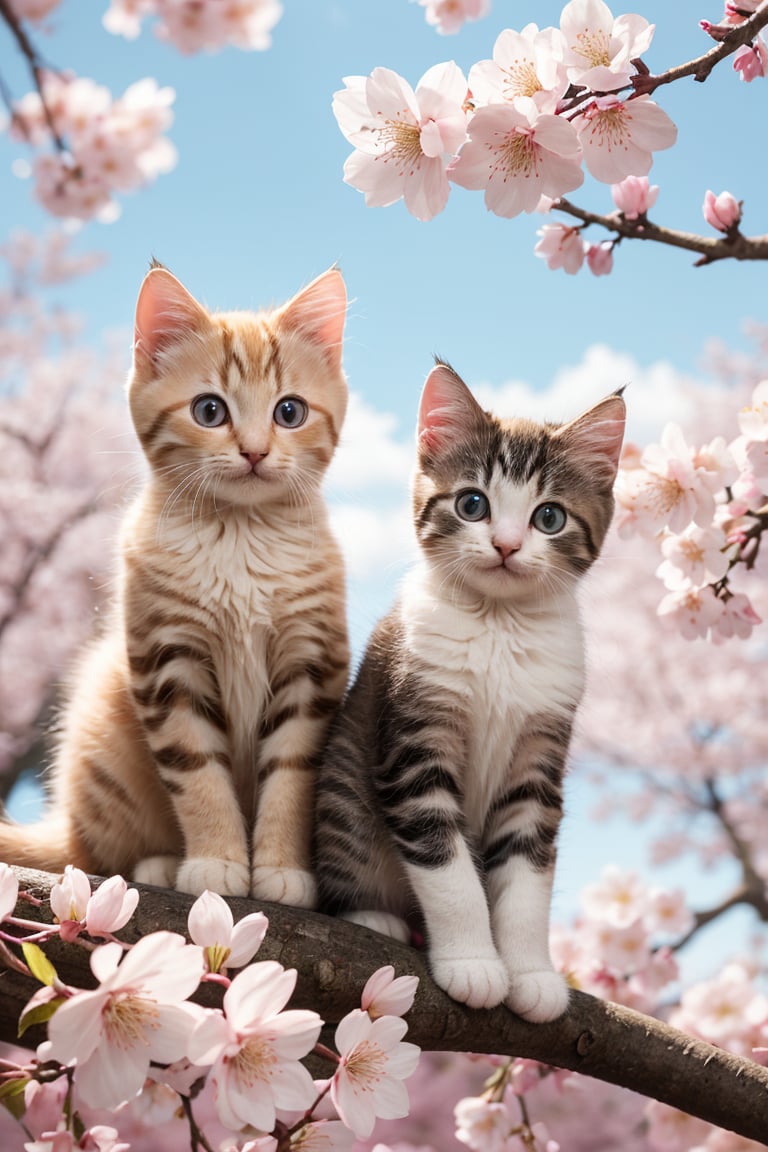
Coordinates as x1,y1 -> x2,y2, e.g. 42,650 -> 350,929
314,362 -> 625,1020
0,264 -> 350,905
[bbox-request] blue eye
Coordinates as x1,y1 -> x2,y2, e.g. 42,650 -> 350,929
532,503 -> 567,534
191,394 -> 229,427
455,490 -> 490,522
274,396 -> 308,428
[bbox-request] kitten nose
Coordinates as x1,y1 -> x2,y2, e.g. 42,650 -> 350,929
241,450 -> 269,466
493,537 -> 521,560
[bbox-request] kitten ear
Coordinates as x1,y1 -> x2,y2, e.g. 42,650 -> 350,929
417,362 -> 487,458
133,266 -> 209,365
553,391 -> 626,480
276,268 -> 347,371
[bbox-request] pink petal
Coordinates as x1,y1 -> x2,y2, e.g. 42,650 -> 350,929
47,989 -> 106,1066
75,1034 -> 149,1110
187,1010 -> 232,1065
90,941 -> 124,985
343,150 -> 407,208
403,157 -> 451,221
366,67 -> 419,124
86,876 -> 138,935
187,890 -> 234,949
335,1008 -> 371,1056
332,1069 -> 376,1139
269,1009 -> 323,1060
228,911 -> 269,967
148,1003 -> 203,1064
223,961 -> 296,1030
270,1058 -> 318,1110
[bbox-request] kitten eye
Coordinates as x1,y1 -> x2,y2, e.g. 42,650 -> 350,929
532,503 -> 567,534
455,490 -> 490,522
274,396 -> 308,429
191,394 -> 229,428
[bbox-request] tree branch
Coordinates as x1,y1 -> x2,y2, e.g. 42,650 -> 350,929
3,867 -> 768,1143
553,199 -> 768,266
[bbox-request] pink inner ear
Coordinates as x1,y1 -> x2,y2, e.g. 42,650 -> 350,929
417,364 -> 484,453
279,269 -> 347,366
559,396 -> 626,471
133,268 -> 205,360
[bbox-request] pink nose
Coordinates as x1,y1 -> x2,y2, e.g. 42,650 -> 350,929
493,538 -> 521,560
241,451 -> 269,467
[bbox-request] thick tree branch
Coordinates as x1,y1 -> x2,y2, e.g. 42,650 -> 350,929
553,199 -> 768,266
2,867 -> 768,1143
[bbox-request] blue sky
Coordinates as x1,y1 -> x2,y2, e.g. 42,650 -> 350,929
2,1 -> 766,974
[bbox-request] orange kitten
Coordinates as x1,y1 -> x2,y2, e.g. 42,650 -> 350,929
0,264 -> 350,905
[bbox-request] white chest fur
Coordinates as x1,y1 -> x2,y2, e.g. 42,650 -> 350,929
399,564 -> 585,831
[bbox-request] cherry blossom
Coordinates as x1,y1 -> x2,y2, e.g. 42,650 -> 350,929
558,0 -> 655,91
712,592 -> 762,640
534,222 -> 586,272
49,868 -> 138,939
732,36 -> 768,80
8,0 -> 61,21
585,239 -> 614,275
44,931 -> 204,1110
703,189 -> 743,231
657,584 -> 725,640
333,63 -> 468,222
656,524 -> 731,591
580,866 -> 648,928
571,94 -> 677,184
49,865 -> 91,925
448,98 -> 584,218
103,0 -> 283,52
331,1011 -> 420,1139
468,25 -> 569,113
0,861 -> 20,920
611,173 -> 659,218
454,1095 -> 513,1151
289,1122 -> 355,1151
418,0 -> 490,36
187,961 -> 322,1133
187,888 -> 268,974
360,966 -> 419,1019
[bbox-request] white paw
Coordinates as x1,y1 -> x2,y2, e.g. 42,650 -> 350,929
176,858 -> 250,897
133,855 -> 179,888
251,866 -> 317,908
507,969 -> 570,1023
343,910 -> 411,943
430,953 -> 509,1010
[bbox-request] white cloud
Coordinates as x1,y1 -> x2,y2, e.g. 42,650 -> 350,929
326,390 -> 415,494
330,500 -> 416,582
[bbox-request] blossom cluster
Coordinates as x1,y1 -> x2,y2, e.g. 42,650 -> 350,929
8,71 -> 176,221
614,377 -> 767,641
333,0 -> 678,223
0,863 -> 420,1151
102,0 -> 283,54
700,0 -> 768,81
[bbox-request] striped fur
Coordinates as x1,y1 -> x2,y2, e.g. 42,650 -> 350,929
314,362 -> 625,1018
0,266 -> 350,905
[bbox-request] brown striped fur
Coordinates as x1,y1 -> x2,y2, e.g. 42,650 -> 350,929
0,266 -> 350,905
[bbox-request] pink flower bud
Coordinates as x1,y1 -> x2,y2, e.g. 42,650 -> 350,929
611,175 -> 659,219
702,189 -> 742,232
586,241 -> 614,276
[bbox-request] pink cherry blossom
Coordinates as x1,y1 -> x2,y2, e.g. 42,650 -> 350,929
733,36 -> 768,80
289,1122 -> 355,1151
586,240 -> 614,275
632,424 -> 723,535
581,866 -> 648,928
712,592 -> 762,641
45,931 -> 204,1110
454,1095 -> 513,1151
657,584 -> 725,640
572,94 -> 677,184
187,961 -> 322,1133
559,0 -> 655,91
187,888 -> 268,973
656,524 -> 731,591
703,189 -> 742,232
645,1101 -> 713,1152
672,962 -> 768,1053
611,174 -> 659,218
103,0 -> 283,52
418,0 -> 490,36
8,0 -> 61,20
738,379 -> 768,445
0,861 -> 19,920
361,966 -> 419,1019
468,24 -> 569,113
333,63 -> 468,222
50,864 -> 91,927
85,875 -> 139,936
534,223 -> 586,273
449,97 -> 583,218
331,1010 -> 421,1138
645,888 -> 695,938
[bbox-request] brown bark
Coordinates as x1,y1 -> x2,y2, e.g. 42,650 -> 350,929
2,866 -> 768,1145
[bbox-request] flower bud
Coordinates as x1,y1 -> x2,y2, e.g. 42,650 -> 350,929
702,189 -> 742,232
611,175 -> 659,219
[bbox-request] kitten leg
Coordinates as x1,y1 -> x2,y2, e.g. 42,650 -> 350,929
485,715 -> 571,1023
404,842 -> 510,1010
129,638 -> 250,897
133,855 -> 180,888
252,659 -> 345,908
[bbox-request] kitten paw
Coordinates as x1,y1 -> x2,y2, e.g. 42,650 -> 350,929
343,910 -> 411,944
430,953 -> 509,1010
251,867 -> 317,908
133,855 -> 179,889
506,969 -> 570,1023
176,858 -> 250,897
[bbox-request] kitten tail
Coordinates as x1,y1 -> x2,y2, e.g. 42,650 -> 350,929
0,815 -> 77,874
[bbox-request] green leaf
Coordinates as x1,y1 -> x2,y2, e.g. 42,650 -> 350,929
0,1077 -> 29,1122
18,996 -> 65,1038
21,942 -> 58,987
